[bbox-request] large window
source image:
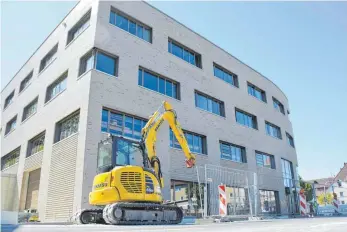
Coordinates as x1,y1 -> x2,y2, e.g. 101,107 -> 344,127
5,115 -> 17,135
168,39 -> 202,68
4,90 -> 15,109
67,10 -> 91,45
79,49 -> 118,77
20,71 -> 33,92
27,132 -> 45,157
170,129 -> 207,155
226,186 -> 250,215
256,151 -> 275,169
195,91 -> 225,117
259,190 -> 280,215
286,132 -> 295,148
39,44 -> 58,72
273,97 -> 285,115
220,141 -> 247,163
22,97 -> 38,121
138,68 -> 180,99
247,82 -> 266,102
1,147 -> 20,170
235,108 -> 257,129
281,158 -> 294,187
55,111 -> 79,142
265,121 -> 282,139
101,109 -> 147,140
45,71 -> 67,103
109,9 -> 152,43
213,63 -> 239,87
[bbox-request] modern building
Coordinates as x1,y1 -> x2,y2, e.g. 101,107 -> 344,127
1,0 -> 298,222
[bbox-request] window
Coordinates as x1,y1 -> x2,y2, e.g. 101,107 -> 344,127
168,39 -> 202,68
67,10 -> 91,45
170,129 -> 207,155
340,192 -> 344,197
109,9 -> 152,43
286,132 -> 295,148
5,115 -> 17,135
20,71 -> 33,92
22,97 -> 38,121
342,201 -> 345,205
273,97 -> 285,115
247,82 -> 266,102
101,109 -> 147,140
220,141 -> 246,163
39,44 -> 58,72
27,132 -> 45,157
213,63 -> 239,87
259,190 -> 280,214
256,151 -> 275,169
281,158 -> 294,187
265,121 -> 282,139
195,91 -> 225,117
235,108 -> 257,129
4,90 -> 15,109
79,49 -> 118,76
55,111 -> 79,142
226,186 -> 250,215
138,68 -> 180,99
45,71 -> 67,102
1,147 -> 20,170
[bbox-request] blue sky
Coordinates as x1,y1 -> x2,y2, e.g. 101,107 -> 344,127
1,1 -> 346,180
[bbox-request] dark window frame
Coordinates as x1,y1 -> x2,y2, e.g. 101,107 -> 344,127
213,62 -> 239,88
219,140 -> 247,163
247,82 -> 267,103
256,151 -> 276,169
27,131 -> 45,157
195,90 -> 225,117
286,132 -> 295,148
138,67 -> 180,100
22,97 -> 38,122
1,147 -> 20,170
4,90 -> 15,109
66,9 -> 91,45
265,121 -> 282,139
5,115 -> 17,135
235,108 -> 258,129
170,129 -> 207,155
272,97 -> 285,115
45,71 -> 68,103
39,44 -> 58,72
19,71 -> 33,93
54,110 -> 80,143
168,38 -> 202,68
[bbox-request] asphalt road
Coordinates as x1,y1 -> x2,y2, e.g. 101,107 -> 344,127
2,217 -> 347,232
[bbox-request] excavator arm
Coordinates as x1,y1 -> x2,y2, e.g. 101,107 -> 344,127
141,101 -> 196,187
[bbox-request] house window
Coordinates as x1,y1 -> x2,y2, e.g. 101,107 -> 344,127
1,147 -> 20,170
138,68 -> 180,99
235,108 -> 257,129
247,82 -> 266,102
273,97 -> 285,115
259,190 -> 280,214
79,49 -> 118,76
213,63 -> 239,87
286,132 -> 295,148
20,71 -> 33,92
4,90 -> 15,109
256,151 -> 275,169
55,111 -> 79,142
281,158 -> 294,187
265,121 -> 282,139
39,44 -> 58,72
27,132 -> 45,157
67,10 -> 91,45
220,141 -> 246,163
109,9 -> 152,43
101,109 -> 147,140
45,71 -> 67,102
22,97 -> 38,121
168,39 -> 202,68
5,115 -> 17,135
195,91 -> 225,117
170,129 -> 207,155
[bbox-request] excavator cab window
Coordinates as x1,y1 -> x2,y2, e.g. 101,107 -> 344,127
97,137 -> 113,173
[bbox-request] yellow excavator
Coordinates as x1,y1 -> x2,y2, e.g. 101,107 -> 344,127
73,101 -> 196,225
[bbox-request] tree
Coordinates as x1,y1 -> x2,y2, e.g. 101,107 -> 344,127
299,176 -> 313,202
317,193 -> 333,205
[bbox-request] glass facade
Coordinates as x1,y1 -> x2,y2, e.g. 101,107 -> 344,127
1,147 -> 20,170
256,151 -> 275,169
235,109 -> 257,129
170,129 -> 206,155
281,158 -> 294,187
195,92 -> 224,116
213,64 -> 238,87
248,83 -> 266,102
22,98 -> 38,121
273,97 -> 285,115
138,68 -> 179,99
110,10 -> 152,43
265,122 -> 282,139
220,142 -> 246,163
46,72 -> 67,102
168,39 -> 201,68
259,190 -> 279,214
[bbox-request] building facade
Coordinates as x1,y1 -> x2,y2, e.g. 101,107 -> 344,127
1,0 -> 298,221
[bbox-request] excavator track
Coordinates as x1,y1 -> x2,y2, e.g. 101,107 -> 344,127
103,202 -> 183,225
72,208 -> 104,224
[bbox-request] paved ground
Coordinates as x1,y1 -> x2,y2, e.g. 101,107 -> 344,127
2,217 -> 347,232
